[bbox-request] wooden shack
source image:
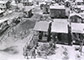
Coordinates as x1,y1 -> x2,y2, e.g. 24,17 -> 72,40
69,13 -> 84,45
33,21 -> 51,42
50,4 -> 66,18
51,19 -> 72,45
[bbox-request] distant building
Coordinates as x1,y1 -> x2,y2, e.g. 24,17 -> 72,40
21,0 -> 33,6
0,0 -> 12,17
21,0 -> 29,3
50,4 -> 67,18
0,0 -> 9,16
15,0 -> 21,4
0,0 -> 8,10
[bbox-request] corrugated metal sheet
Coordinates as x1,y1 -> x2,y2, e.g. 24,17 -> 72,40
33,21 -> 49,32
51,19 -> 68,33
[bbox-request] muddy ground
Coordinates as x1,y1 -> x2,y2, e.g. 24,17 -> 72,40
0,6 -> 43,60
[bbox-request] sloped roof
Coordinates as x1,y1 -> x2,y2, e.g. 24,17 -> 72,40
75,0 -> 83,2
33,21 -> 49,32
69,12 -> 83,19
71,23 -> 84,33
51,19 -> 68,33
50,4 -> 65,9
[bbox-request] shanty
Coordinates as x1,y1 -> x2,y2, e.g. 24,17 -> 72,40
0,0 -> 84,60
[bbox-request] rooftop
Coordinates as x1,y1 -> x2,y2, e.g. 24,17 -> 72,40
33,21 -> 50,32
51,19 -> 68,33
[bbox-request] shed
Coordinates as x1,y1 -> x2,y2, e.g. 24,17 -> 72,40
50,4 -> 66,18
33,21 -> 50,42
71,23 -> 84,33
51,19 -> 70,44
71,23 -> 84,45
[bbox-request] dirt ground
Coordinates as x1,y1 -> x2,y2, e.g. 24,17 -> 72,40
1,5 -> 84,60
0,6 -> 43,60
0,20 -> 35,60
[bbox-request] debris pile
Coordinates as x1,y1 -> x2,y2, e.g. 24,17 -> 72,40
23,41 -> 56,59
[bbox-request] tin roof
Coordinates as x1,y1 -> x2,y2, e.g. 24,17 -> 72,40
71,23 -> 84,33
50,4 -> 65,9
75,0 -> 83,2
51,19 -> 68,33
33,21 -> 49,32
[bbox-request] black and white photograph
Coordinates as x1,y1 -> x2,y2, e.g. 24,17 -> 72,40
0,0 -> 84,60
